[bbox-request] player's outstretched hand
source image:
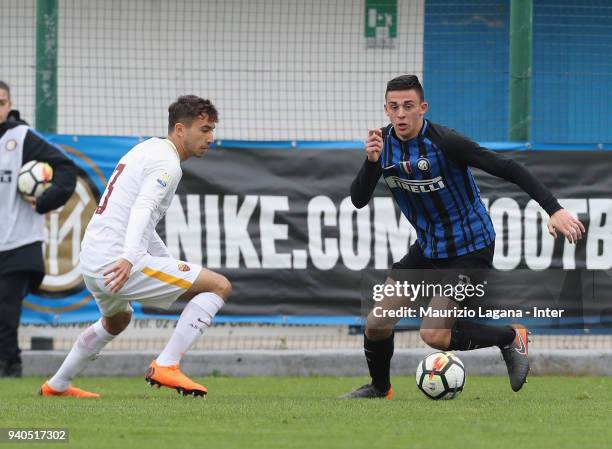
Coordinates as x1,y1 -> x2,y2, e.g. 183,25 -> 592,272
547,209 -> 586,244
103,258 -> 133,294
365,128 -> 383,163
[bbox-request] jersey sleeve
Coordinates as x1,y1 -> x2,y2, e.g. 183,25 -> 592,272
120,158 -> 181,265
148,230 -> 173,258
22,130 -> 78,214
439,129 -> 562,216
350,158 -> 383,208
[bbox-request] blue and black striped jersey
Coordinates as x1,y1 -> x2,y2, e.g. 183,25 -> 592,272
351,119 -> 562,259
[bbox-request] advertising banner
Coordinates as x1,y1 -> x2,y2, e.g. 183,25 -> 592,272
22,137 -> 612,330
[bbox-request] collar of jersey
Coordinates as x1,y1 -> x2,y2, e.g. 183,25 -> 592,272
162,138 -> 181,162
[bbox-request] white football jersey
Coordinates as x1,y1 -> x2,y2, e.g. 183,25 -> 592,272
80,138 -> 182,275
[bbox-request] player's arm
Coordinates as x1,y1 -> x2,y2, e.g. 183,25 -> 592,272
148,230 -> 173,258
22,130 -> 77,214
104,160 -> 180,293
350,128 -> 384,208
440,130 -> 585,243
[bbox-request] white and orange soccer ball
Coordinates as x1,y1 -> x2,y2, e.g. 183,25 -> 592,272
416,352 -> 465,400
18,160 -> 53,198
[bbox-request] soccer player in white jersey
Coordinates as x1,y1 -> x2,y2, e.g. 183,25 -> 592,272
39,95 -> 229,398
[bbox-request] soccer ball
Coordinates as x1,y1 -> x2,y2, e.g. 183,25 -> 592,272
18,160 -> 53,198
416,352 -> 465,400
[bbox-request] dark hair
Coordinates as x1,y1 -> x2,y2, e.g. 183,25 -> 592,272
385,75 -> 424,101
168,95 -> 218,133
0,80 -> 10,99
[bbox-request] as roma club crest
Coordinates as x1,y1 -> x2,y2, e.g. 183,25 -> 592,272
178,263 -> 191,272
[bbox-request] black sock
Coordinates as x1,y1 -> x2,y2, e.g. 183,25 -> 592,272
364,333 -> 394,392
448,320 -> 515,351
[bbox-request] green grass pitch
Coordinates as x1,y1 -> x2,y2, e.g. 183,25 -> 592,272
1,376 -> 611,449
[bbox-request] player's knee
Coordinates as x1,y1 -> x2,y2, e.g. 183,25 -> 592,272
365,327 -> 393,341
365,314 -> 395,340
212,275 -> 232,302
103,312 -> 132,335
420,328 -> 450,350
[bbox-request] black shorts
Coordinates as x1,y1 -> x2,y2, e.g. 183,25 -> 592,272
392,242 -> 494,271
390,242 -> 494,289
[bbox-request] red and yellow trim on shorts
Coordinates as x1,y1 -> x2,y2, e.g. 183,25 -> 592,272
141,267 -> 193,290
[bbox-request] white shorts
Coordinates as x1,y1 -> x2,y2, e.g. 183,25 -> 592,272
83,254 -> 201,317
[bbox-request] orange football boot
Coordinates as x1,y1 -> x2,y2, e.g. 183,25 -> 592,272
38,381 -> 100,398
145,361 -> 208,397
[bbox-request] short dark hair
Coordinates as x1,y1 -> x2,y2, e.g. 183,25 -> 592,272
385,75 -> 424,101
0,80 -> 10,99
168,95 -> 218,133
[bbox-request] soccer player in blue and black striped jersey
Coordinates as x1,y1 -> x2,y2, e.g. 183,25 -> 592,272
341,75 -> 585,399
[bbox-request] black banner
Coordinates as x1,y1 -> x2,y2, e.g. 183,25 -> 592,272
153,149 -> 612,322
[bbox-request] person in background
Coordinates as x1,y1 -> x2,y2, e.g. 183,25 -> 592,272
0,80 -> 77,377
